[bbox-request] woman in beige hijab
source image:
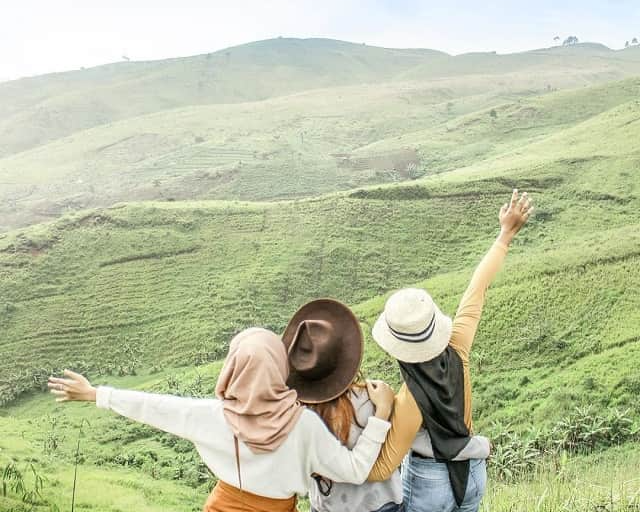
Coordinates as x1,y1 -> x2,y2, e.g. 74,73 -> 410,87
49,326 -> 394,512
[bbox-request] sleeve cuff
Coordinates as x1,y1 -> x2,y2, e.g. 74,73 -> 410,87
363,416 -> 392,443
95,386 -> 114,410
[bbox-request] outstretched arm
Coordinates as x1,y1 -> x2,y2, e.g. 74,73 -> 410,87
48,370 -> 217,443
449,189 -> 533,360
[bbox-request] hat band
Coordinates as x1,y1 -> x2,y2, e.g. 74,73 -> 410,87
387,312 -> 436,343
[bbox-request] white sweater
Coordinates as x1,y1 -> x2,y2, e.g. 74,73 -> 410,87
96,387 -> 391,499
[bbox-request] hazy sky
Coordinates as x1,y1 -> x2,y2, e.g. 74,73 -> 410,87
2,0 -> 639,81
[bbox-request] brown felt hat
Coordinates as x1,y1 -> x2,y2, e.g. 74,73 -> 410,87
282,299 -> 363,404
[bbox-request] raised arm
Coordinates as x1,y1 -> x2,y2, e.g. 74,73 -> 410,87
48,370 -> 218,443
308,380 -> 394,484
449,189 -> 533,360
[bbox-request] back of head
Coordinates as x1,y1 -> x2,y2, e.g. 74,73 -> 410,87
215,328 -> 303,453
305,381 -> 366,445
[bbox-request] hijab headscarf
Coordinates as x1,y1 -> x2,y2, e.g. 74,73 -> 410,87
215,328 -> 303,453
399,346 -> 471,507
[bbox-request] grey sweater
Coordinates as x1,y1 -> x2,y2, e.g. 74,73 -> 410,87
309,389 -> 403,512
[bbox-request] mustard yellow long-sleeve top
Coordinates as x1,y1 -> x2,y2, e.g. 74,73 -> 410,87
368,240 -> 509,481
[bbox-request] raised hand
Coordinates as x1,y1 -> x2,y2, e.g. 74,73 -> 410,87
498,189 -> 534,243
48,369 -> 97,402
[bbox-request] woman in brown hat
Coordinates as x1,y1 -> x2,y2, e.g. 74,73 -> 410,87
283,299 -> 491,512
48,326 -> 395,512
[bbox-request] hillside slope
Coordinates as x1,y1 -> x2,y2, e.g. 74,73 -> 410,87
4,39 -> 640,160
1,67 -> 639,512
0,38 -> 448,157
2,77 -> 639,231
1,88 -> 638,415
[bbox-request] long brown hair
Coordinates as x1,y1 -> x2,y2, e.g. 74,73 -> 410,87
305,377 -> 366,445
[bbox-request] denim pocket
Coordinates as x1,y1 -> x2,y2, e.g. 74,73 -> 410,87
468,459 -> 487,499
404,458 -> 454,512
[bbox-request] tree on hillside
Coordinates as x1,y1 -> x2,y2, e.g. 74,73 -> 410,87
625,41 -> 630,48
489,108 -> 498,120
563,36 -> 579,46
633,37 -> 638,45
553,36 -> 560,44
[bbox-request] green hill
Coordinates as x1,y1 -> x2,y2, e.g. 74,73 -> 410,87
5,38 -> 640,160
3,39 -> 640,232
0,38 -> 448,158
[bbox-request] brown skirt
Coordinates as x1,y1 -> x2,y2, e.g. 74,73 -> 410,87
203,480 -> 298,512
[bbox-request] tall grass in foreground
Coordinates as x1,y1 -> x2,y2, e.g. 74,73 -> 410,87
483,460 -> 640,512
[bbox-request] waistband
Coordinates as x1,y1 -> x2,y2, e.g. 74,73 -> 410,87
203,480 -> 298,512
410,450 -> 438,461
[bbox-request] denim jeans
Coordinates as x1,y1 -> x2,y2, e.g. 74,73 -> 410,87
402,456 -> 487,512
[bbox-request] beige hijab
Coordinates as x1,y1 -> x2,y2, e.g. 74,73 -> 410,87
215,327 -> 303,454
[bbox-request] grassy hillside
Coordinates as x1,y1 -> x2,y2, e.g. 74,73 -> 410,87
1,49 -> 639,512
0,39 -> 447,157
2,39 -> 640,232
2,75 -> 639,232
3,38 -> 640,159
1,78 -> 638,411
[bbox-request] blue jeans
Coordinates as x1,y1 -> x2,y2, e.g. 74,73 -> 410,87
402,456 -> 487,512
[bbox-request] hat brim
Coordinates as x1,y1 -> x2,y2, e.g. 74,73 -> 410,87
372,304 -> 452,363
283,299 -> 363,404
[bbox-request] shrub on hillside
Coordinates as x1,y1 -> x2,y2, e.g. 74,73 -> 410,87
489,425 -> 541,481
550,406 -> 639,453
488,407 -> 640,482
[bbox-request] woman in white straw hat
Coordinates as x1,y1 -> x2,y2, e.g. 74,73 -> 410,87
368,189 -> 534,512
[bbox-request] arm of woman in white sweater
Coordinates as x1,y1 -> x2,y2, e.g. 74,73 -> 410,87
96,386 -> 219,442
305,411 -> 391,485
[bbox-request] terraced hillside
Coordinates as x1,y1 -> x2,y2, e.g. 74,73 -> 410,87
2,40 -> 640,231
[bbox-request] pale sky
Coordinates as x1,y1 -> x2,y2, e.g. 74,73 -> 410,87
2,0 -> 639,82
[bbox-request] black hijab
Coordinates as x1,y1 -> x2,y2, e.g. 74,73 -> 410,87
399,345 -> 471,507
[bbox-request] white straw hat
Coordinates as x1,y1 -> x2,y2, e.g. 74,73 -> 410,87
372,288 -> 452,363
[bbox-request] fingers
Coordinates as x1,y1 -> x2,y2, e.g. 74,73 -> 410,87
48,377 -> 72,387
524,206 -> 535,220
510,188 -> 518,207
49,389 -> 67,397
517,192 -> 528,211
499,203 -> 508,217
48,377 -> 74,387
365,381 -> 377,399
63,369 -> 83,380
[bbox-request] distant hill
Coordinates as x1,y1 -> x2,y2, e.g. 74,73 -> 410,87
1,74 -> 638,231
0,38 -> 449,157
3,39 -> 640,160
